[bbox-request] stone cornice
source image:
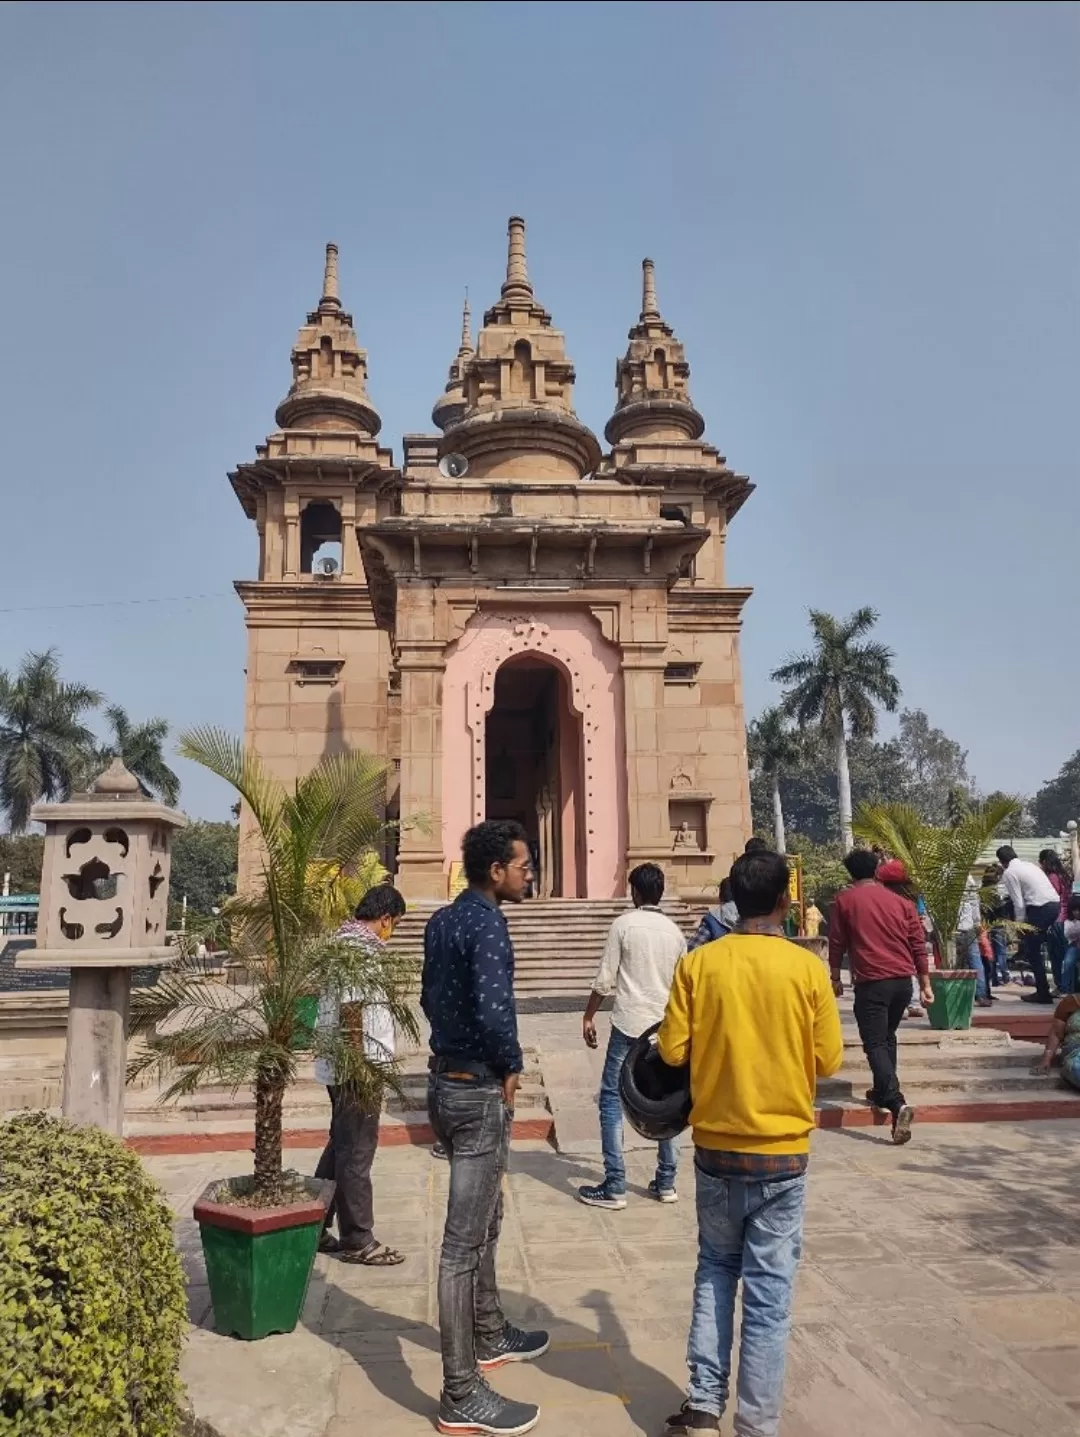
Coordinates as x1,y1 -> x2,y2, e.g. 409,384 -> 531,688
234,580 -> 379,628
230,455 -> 401,519
668,586 -> 753,632
607,464 -> 755,519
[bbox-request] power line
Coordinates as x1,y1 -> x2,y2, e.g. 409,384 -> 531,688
0,592 -> 234,615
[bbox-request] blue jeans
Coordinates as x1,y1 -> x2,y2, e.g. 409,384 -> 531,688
1062,945 -> 1079,996
956,931 -> 987,1001
990,927 -> 1010,984
687,1154 -> 807,1434
600,1026 -> 678,1194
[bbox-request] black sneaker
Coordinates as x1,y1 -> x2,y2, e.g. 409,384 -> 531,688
664,1403 -> 720,1434
476,1322 -> 550,1371
1021,993 -> 1055,1004
437,1378 -> 539,1435
433,1142 -> 448,1160
576,1183 -> 627,1209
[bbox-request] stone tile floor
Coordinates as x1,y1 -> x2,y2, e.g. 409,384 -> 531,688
151,1121 -> 1080,1437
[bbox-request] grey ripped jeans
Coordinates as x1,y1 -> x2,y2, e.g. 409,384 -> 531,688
428,1067 -> 511,1401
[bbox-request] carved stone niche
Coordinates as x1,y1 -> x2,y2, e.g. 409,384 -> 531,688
668,795 -> 714,858
18,758 -> 187,969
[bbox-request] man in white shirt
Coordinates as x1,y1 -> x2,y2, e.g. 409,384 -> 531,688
956,874 -> 989,1007
314,883 -> 407,1264
997,846 -> 1061,1005
578,863 -> 687,1210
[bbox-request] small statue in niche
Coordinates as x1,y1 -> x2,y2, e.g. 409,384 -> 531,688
673,820 -> 700,851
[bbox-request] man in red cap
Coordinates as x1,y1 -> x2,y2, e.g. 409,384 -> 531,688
829,850 -> 935,1144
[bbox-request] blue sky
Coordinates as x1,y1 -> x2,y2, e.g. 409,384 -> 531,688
0,2 -> 1076,822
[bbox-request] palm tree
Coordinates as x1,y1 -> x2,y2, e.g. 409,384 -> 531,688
0,650 -> 101,832
854,796 -> 1019,967
98,705 -> 180,806
747,707 -> 800,853
772,608 -> 900,851
128,729 -> 418,1201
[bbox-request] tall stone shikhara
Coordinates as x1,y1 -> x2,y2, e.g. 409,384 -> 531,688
230,221 -> 754,901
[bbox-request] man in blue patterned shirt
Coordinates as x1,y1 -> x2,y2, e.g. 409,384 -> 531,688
423,820 -> 548,1436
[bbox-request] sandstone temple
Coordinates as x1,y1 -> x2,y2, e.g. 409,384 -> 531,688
229,219 -> 754,901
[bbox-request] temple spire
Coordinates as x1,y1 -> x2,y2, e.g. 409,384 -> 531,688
641,257 -> 660,322
431,292 -> 476,433
320,242 -> 340,310
501,216 -> 533,301
274,242 -> 380,436
604,254 -> 704,446
460,292 -> 472,353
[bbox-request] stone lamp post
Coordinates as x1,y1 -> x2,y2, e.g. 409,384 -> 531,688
16,757 -> 186,1134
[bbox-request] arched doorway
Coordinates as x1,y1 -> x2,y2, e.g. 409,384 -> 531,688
483,655 -> 585,898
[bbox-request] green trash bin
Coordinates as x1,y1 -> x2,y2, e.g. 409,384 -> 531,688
926,971 -> 977,1031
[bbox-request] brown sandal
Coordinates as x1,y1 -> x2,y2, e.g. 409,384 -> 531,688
339,1242 -> 405,1266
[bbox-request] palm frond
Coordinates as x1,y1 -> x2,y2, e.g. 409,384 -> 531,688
853,796 -> 1020,965
137,733 -> 412,1200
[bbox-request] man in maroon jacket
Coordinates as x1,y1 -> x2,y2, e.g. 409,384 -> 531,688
829,849 -> 935,1145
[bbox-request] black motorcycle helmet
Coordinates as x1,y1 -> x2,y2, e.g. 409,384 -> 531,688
618,1021 -> 692,1142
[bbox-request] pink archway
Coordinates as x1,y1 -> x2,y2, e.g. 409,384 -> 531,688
441,611 -> 626,898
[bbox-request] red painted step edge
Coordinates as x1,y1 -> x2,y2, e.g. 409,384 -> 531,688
815,1097 -> 1080,1128
127,1114 -> 554,1156
126,1099 -> 1080,1156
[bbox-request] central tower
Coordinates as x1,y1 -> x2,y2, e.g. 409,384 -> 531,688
443,217 -> 601,482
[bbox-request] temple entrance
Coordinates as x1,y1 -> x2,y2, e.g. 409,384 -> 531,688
484,656 -> 586,898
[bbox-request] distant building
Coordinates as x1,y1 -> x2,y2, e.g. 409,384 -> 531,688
0,894 -> 38,939
228,222 -> 754,900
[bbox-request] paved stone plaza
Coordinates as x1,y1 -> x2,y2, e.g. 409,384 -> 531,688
154,1120 -> 1080,1437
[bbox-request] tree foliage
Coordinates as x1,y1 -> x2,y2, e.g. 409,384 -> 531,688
747,707 -> 801,852
129,729 -> 418,1201
772,608 -> 900,848
168,820 -> 239,920
81,705 -> 180,806
1032,749 -> 1080,835
0,833 -> 44,894
896,708 -> 975,826
750,731 -> 908,845
0,650 -> 101,832
0,649 -> 180,830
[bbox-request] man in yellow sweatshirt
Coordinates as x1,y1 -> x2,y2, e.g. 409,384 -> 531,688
657,848 -> 843,1437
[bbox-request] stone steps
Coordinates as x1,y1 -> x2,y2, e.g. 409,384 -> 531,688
820,1068 -> 1057,1098
392,897 -> 699,998
120,1049 -> 548,1136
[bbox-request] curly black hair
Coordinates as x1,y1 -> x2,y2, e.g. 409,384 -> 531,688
354,884 -> 407,921
462,820 -> 529,885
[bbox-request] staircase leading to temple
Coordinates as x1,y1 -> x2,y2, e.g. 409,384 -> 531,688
391,898 -> 700,1004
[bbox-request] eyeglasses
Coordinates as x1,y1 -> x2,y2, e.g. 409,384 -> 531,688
505,861 -> 534,874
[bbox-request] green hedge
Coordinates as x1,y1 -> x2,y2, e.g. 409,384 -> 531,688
0,1113 -> 187,1436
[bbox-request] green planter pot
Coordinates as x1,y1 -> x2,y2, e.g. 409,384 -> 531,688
291,995 -> 319,1050
926,970 -> 977,1031
194,1177 -> 334,1340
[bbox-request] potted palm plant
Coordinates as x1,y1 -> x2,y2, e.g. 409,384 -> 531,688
128,729 -> 418,1340
853,796 -> 1019,1031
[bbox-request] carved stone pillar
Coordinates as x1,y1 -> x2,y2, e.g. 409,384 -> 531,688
283,490 -> 300,579
394,585 -> 447,900
621,639 -> 671,877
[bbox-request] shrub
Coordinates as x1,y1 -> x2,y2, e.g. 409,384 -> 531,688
0,1113 -> 187,1436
